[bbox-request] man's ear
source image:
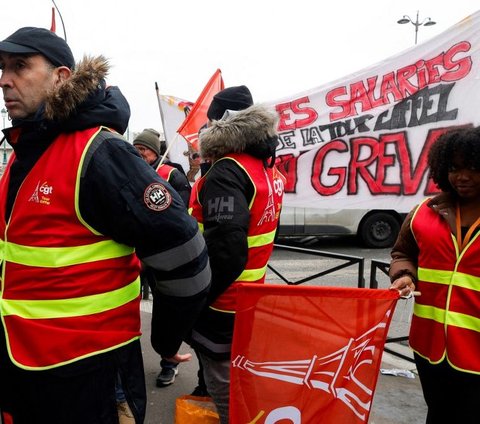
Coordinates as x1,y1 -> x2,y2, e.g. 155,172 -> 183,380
54,66 -> 72,85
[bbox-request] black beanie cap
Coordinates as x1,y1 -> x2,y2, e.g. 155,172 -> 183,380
207,85 -> 253,121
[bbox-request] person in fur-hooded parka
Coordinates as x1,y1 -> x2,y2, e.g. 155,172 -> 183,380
0,28 -> 210,424
189,101 -> 285,424
200,104 -> 279,164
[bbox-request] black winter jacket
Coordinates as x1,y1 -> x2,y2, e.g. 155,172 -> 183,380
0,56 -> 210,422
189,104 -> 280,359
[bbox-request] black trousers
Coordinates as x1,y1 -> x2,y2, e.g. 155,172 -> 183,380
0,334 -> 145,424
415,353 -> 480,424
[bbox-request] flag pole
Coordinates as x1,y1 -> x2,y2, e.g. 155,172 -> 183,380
159,132 -> 181,166
155,82 -> 167,134
51,0 -> 67,41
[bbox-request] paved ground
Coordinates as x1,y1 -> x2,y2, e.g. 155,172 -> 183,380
140,304 -> 427,424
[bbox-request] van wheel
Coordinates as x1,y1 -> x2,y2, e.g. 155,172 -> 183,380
359,212 -> 400,248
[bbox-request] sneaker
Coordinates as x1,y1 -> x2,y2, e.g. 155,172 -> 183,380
190,385 -> 210,397
117,401 -> 135,424
156,366 -> 179,387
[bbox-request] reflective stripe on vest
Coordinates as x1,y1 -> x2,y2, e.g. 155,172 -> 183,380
2,279 -> 139,318
0,238 -> 133,267
0,126 -> 141,370
193,154 -> 284,313
410,200 -> 480,374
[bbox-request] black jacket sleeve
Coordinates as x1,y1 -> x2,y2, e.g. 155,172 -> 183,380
168,168 -> 192,209
200,158 -> 254,303
79,135 -> 210,357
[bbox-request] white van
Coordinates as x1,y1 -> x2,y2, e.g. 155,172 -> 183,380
278,206 -> 406,248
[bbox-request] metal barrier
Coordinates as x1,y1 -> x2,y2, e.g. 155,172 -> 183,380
270,250 -> 413,363
142,242 -> 413,362
369,259 -> 390,289
370,259 -> 414,363
143,243 -> 365,298
268,243 -> 366,288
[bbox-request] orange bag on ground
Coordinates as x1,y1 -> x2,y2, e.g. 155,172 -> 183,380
175,395 -> 220,424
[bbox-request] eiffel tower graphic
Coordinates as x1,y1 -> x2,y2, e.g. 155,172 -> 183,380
28,181 -> 40,203
257,169 -> 276,226
232,308 -> 393,421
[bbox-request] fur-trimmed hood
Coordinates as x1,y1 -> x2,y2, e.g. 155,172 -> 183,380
199,104 -> 279,161
44,55 -> 110,121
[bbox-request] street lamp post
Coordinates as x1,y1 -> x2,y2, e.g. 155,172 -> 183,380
1,108 -> 7,165
397,10 -> 436,45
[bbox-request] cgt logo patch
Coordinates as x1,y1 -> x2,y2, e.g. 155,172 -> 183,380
144,183 -> 172,211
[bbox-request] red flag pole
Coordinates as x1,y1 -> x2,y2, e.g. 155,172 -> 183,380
51,0 -> 67,42
50,7 -> 56,33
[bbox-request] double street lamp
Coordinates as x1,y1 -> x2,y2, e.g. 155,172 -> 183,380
397,10 -> 436,45
1,108 -> 7,165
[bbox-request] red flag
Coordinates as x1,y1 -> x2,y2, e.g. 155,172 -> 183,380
177,69 -> 224,151
1,411 -> 14,424
230,284 -> 399,424
50,7 -> 56,33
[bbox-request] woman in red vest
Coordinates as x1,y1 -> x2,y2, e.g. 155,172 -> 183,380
389,127 -> 480,423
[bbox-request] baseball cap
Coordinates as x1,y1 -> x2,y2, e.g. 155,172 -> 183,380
0,27 -> 75,69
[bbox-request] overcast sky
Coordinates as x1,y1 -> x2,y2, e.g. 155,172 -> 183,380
1,0 -> 478,136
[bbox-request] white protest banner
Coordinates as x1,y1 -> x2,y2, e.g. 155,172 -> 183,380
269,11 -> 480,211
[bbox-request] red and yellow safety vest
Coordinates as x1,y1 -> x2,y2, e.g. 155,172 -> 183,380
189,177 -> 205,233
0,127 -> 141,370
156,163 -> 175,181
410,199 -> 480,374
189,153 -> 285,312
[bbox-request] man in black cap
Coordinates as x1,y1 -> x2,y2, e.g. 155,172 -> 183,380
0,27 -> 210,424
188,86 -> 285,423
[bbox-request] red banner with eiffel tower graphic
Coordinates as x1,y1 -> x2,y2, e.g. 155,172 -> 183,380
230,284 -> 399,423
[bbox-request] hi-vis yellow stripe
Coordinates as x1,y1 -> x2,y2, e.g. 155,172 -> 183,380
188,208 -> 204,233
235,229 -> 275,281
448,311 -> 480,331
414,303 -> 480,331
418,267 -> 480,291
418,268 -> 453,285
414,303 -> 447,324
1,278 -> 140,318
237,265 -> 268,282
0,239 -> 134,268
248,229 -> 276,248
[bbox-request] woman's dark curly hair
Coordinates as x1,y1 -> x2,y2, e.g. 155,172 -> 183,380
428,126 -> 480,193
